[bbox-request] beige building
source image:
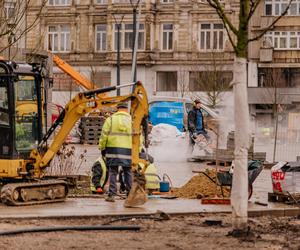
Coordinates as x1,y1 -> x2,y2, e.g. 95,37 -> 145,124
249,0 -> 300,112
25,0 -> 236,99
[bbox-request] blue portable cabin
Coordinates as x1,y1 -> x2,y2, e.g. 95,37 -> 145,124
148,97 -> 193,131
148,96 -> 219,131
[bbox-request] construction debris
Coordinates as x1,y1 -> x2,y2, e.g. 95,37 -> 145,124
172,169 -> 230,199
149,123 -> 183,144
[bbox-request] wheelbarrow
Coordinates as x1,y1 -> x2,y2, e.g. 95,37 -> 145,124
199,160 -> 263,199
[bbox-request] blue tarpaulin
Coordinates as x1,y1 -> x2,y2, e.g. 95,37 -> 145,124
149,101 -> 184,131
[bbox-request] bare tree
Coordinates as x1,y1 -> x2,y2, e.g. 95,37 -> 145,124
0,0 -> 47,57
205,0 -> 292,231
177,69 -> 190,98
191,53 -> 232,108
259,68 -> 286,162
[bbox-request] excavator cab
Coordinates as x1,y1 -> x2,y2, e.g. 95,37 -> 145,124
0,60 -> 44,159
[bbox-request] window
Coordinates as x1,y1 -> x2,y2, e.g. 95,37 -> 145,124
198,0 -> 224,3
53,73 -> 79,91
95,0 -> 107,3
48,25 -> 70,52
265,0 -> 300,16
264,31 -> 300,50
91,71 -> 111,88
258,68 -> 300,87
95,24 -> 107,51
48,0 -> 70,6
162,24 -> 173,51
199,23 -> 224,51
4,1 -> 15,19
156,72 -> 177,91
0,86 -> 9,126
113,23 -> 145,51
161,0 -> 174,3
112,0 -> 144,3
189,71 -> 233,91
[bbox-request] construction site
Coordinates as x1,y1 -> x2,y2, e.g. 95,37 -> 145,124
2,0 -> 300,249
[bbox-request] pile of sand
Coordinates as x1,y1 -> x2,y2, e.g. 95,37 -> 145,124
172,169 -> 230,199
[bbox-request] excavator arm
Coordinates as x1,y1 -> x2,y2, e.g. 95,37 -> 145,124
52,54 -> 95,90
31,81 -> 148,171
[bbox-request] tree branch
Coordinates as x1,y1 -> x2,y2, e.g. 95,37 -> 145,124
0,0 -> 47,54
221,18 -> 238,54
247,0 -> 262,22
207,0 -> 239,35
248,0 -> 292,42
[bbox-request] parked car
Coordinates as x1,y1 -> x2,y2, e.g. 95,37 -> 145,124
148,96 -> 219,131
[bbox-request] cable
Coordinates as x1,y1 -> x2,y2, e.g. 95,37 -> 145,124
0,225 -> 140,236
103,211 -> 171,225
103,216 -> 163,225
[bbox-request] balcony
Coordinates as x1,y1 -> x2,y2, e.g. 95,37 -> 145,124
248,87 -> 300,104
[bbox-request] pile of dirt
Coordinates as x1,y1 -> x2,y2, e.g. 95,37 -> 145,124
172,168 -> 230,199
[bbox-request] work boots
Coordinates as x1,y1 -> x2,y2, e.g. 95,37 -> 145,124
105,195 -> 115,202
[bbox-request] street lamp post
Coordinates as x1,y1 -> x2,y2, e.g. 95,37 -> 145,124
112,14 -> 125,96
116,23 -> 121,96
8,31 -> 15,60
130,0 -> 141,82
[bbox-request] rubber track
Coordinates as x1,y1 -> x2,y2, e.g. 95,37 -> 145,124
1,180 -> 68,206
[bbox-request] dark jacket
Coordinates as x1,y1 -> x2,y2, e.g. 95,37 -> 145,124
188,107 -> 205,133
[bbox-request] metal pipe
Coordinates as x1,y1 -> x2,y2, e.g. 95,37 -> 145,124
0,225 -> 140,236
131,5 -> 141,83
132,7 -> 137,82
84,82 -> 136,97
117,24 -> 121,96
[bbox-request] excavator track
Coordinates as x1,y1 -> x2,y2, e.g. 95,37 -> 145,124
0,180 -> 68,206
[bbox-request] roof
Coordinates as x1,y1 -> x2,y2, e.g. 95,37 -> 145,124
149,96 -> 192,104
149,96 -> 219,119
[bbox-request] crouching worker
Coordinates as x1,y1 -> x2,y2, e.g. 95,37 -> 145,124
90,156 -> 108,194
139,153 -> 160,194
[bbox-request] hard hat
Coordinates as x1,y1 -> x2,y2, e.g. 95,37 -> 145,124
117,102 -> 128,109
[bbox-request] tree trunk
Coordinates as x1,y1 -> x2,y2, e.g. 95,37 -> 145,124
231,57 -> 250,230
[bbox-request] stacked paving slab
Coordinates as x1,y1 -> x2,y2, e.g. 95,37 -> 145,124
79,116 -> 106,145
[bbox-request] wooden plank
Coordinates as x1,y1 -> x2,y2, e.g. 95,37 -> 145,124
268,192 -> 300,203
201,198 -> 231,205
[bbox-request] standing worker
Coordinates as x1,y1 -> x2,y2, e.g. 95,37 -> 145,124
99,102 -> 133,202
187,99 -> 209,154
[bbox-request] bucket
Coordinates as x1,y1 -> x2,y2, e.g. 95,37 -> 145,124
159,174 -> 172,192
159,181 -> 170,192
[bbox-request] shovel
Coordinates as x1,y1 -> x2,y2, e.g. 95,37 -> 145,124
124,169 -> 148,207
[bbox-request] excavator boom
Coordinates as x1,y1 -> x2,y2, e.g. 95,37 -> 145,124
52,54 -> 94,90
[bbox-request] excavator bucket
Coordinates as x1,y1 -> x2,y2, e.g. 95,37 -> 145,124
124,170 -> 148,207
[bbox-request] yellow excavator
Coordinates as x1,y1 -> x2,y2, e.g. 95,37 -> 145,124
0,60 -> 149,207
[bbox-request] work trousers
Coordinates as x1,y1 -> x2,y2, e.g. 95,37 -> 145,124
108,165 -> 132,196
188,130 -> 210,155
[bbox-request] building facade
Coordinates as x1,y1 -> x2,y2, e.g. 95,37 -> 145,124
25,0 -> 237,99
248,0 -> 300,161
7,0 -> 300,160
249,0 -> 300,112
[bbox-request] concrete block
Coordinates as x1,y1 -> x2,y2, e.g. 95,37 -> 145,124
284,208 -> 300,217
260,209 -> 285,217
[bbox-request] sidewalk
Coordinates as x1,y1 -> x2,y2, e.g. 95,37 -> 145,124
0,197 -> 299,219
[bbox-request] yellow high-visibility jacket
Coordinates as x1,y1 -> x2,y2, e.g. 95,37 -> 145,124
142,163 -> 160,190
99,111 -> 132,166
90,156 -> 108,191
